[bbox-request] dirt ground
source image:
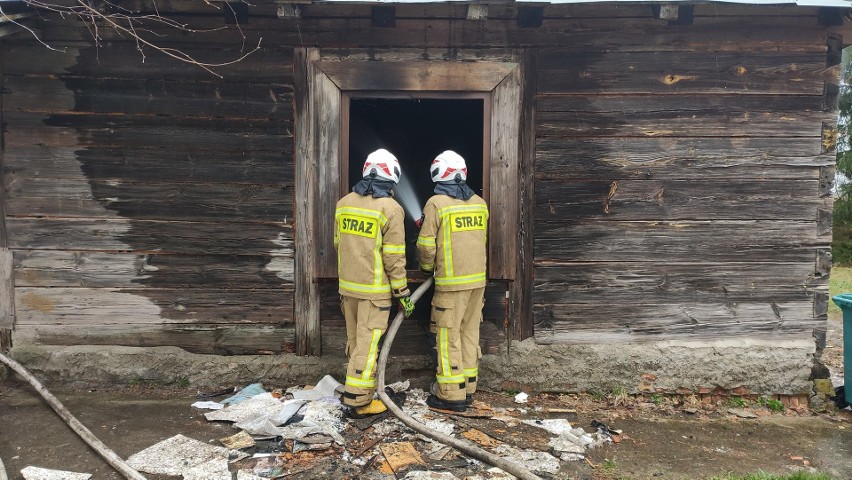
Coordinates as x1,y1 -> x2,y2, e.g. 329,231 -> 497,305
0,312 -> 848,480
1,376 -> 850,480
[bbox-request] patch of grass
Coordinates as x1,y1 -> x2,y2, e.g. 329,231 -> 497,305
650,393 -> 663,405
589,390 -> 606,401
610,385 -> 630,406
829,266 -> 852,315
601,459 -> 617,471
710,471 -> 833,480
175,377 -> 190,388
756,396 -> 785,413
727,396 -> 747,408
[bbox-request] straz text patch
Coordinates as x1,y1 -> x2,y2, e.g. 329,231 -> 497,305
450,212 -> 486,232
339,215 -> 379,238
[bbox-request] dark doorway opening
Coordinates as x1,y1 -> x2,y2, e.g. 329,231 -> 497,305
347,97 -> 485,270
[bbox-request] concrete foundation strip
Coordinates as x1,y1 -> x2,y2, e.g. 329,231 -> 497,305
376,277 -> 543,480
0,352 -> 147,480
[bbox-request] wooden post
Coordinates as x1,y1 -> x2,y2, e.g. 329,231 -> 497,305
509,49 -> 536,340
294,48 -> 322,356
0,53 -> 12,353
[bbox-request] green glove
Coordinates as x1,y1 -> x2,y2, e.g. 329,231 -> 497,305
399,295 -> 415,318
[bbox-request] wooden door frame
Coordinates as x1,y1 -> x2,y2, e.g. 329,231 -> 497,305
294,48 -> 535,355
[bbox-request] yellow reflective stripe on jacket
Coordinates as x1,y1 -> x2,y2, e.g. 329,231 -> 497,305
383,243 -> 405,254
420,262 -> 434,271
416,236 -> 436,247
390,277 -> 407,290
339,279 -> 390,294
435,272 -> 486,287
345,329 -> 383,389
463,367 -> 478,378
373,233 -> 383,286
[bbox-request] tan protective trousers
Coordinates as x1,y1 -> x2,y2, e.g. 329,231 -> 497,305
341,295 -> 392,407
429,287 -> 485,402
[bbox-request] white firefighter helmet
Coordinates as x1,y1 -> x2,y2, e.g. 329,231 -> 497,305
362,148 -> 401,184
430,150 -> 468,183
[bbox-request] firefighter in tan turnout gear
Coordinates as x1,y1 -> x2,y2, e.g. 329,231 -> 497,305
335,148 -> 414,418
417,150 -> 489,412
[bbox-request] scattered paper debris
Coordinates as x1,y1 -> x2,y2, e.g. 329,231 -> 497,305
492,444 -> 560,474
220,431 -> 256,450
127,434 -> 230,476
402,471 -> 460,479
21,466 -> 92,480
205,396 -> 283,423
514,392 -> 528,404
292,375 -> 343,401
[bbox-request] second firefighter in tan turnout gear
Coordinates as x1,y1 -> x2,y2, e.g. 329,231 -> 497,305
417,150 -> 488,412
335,148 -> 411,416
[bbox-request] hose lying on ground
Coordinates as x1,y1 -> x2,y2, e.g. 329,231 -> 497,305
0,352 -> 147,480
0,454 -> 8,480
376,278 -> 543,480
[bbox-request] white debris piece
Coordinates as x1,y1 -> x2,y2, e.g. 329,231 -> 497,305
274,399 -> 308,424
126,434 -> 230,476
236,398 -> 346,444
402,471 -> 460,479
204,396 -> 283,423
237,471 -> 266,480
464,467 -> 516,479
387,379 -> 411,393
21,466 -> 92,480
292,375 -> 342,401
522,418 -> 573,436
492,444 -> 560,474
549,436 -> 586,461
191,401 -> 224,410
182,458 -> 231,480
513,392 -> 528,404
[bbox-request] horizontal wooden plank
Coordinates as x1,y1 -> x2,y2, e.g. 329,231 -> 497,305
534,138 -> 831,181
6,218 -> 293,256
2,44 -> 294,80
3,145 -> 294,184
4,176 -> 294,222
534,178 -> 828,221
15,286 -> 294,325
534,220 -> 828,263
4,113 -> 291,152
14,250 -> 293,288
536,95 -> 834,138
533,301 -> 820,344
13,323 -> 295,355
29,14 -> 828,51
538,51 -> 834,94
3,75 -> 294,120
533,262 -> 824,306
317,60 -> 516,92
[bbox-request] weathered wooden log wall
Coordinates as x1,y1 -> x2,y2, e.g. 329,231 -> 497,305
0,1 -> 841,355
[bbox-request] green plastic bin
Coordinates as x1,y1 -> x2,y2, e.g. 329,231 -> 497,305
830,294 -> 852,405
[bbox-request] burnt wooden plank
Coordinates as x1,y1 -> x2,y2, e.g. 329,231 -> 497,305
15,286 -> 294,325
6,218 -> 292,256
534,220 -> 827,263
534,138 -> 831,181
5,113 -> 290,152
13,323 -> 296,355
3,146 -> 294,184
31,14 -> 828,51
536,95 -> 833,138
533,262 -> 824,306
4,176 -> 294,222
3,75 -> 294,120
534,178 -> 828,221
534,301 -> 819,344
538,51 -> 834,94
312,60 -> 341,280
14,251 -> 293,288
2,44 -> 294,81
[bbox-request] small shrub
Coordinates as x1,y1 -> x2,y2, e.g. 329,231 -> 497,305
727,396 -> 747,408
757,396 -> 785,413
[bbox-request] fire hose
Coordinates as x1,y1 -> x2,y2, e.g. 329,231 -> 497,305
0,352 -> 147,480
376,277 -> 542,480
